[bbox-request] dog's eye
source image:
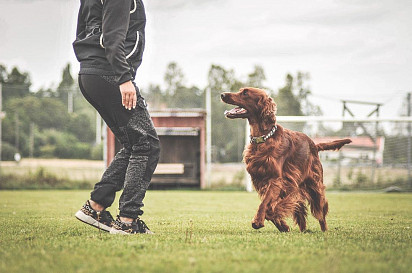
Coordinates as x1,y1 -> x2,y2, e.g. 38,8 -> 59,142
242,89 -> 249,96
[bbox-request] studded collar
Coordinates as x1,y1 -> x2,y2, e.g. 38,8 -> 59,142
250,125 -> 277,144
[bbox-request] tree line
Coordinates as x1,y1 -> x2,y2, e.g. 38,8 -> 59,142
1,64 -> 99,160
0,61 -> 321,162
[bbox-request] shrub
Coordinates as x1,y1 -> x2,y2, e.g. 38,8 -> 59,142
37,129 -> 92,159
90,143 -> 103,160
1,141 -> 16,161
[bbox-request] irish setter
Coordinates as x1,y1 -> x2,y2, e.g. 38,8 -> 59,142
221,87 -> 351,232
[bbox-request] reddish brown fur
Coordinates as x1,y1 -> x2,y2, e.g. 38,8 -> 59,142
221,87 -> 351,232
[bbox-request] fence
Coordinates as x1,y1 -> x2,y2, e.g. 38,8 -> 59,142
244,116 -> 412,191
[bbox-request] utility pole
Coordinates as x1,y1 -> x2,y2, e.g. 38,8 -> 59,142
96,111 -> 102,145
15,113 -> 19,153
206,87 -> 212,188
29,122 -> 35,158
68,87 -> 74,113
103,123 -> 107,166
0,82 -> 3,165
245,121 -> 253,192
407,93 -> 411,189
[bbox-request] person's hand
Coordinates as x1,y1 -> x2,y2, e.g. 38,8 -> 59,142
119,80 -> 137,110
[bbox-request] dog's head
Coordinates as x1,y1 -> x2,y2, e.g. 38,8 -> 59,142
221,87 -> 277,125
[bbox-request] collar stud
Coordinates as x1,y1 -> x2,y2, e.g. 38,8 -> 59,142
250,125 -> 277,144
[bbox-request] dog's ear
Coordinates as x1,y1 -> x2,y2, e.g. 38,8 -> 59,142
259,97 -> 277,124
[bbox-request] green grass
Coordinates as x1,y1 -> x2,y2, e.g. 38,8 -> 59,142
0,191 -> 411,273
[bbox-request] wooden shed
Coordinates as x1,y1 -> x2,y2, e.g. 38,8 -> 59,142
106,109 -> 206,188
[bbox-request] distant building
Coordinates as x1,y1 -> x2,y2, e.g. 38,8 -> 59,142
313,136 -> 385,165
106,109 -> 207,188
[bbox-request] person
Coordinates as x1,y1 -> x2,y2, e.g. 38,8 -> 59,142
72,0 -> 160,234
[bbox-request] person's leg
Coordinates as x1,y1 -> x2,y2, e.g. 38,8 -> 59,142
78,74 -> 132,209
78,74 -> 160,231
110,93 -> 160,234
117,98 -> 160,219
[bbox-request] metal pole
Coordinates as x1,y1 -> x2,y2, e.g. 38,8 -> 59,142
245,121 -> 253,192
407,93 -> 411,188
371,105 -> 380,184
337,103 -> 346,186
103,122 -> 107,166
68,89 -> 74,113
96,111 -> 102,145
206,87 -> 212,188
15,113 -> 19,152
29,122 -> 34,158
0,83 -> 2,165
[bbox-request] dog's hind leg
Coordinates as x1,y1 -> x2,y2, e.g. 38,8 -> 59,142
293,201 -> 308,232
303,176 -> 328,232
271,218 -> 290,232
319,199 -> 328,232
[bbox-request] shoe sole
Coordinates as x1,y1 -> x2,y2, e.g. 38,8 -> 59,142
75,210 -> 112,232
109,227 -> 154,235
109,228 -> 130,235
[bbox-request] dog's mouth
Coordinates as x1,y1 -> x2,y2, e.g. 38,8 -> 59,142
224,107 -> 248,119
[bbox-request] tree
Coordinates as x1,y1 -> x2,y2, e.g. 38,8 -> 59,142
142,84 -> 165,109
144,62 -> 204,109
0,64 -> 7,83
2,96 -> 70,156
296,72 -> 322,116
56,63 -> 76,109
274,72 -> 321,116
66,112 -> 95,143
208,64 -> 245,162
273,72 -> 323,132
170,86 -> 204,109
1,66 -> 31,101
164,62 -> 184,96
247,65 -> 266,88
275,74 -> 304,116
5,96 -> 69,130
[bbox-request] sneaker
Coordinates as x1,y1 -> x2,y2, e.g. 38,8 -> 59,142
110,216 -> 153,235
75,200 -> 114,232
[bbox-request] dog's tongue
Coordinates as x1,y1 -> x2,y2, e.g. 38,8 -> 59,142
224,107 -> 247,116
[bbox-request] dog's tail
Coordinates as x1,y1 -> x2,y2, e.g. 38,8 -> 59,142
316,139 -> 352,152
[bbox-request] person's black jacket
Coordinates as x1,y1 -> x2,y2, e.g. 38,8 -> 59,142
73,0 -> 146,85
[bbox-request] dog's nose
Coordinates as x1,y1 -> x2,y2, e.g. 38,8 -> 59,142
220,93 -> 226,99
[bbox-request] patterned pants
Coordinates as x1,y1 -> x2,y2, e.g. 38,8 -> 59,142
78,74 -> 160,219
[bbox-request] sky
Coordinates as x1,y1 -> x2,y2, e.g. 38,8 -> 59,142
1,0 -> 412,117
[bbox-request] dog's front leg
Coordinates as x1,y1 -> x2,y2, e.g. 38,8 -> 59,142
252,181 -> 281,229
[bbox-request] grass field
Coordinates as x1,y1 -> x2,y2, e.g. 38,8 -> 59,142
0,191 -> 411,273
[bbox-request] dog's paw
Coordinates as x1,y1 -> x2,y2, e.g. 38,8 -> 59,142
251,221 -> 264,229
276,224 -> 290,232
279,225 -> 290,232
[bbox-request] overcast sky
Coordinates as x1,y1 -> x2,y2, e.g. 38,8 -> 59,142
1,0 -> 411,117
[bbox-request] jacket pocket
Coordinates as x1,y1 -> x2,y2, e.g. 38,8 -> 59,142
126,31 -> 139,59
130,0 -> 137,13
